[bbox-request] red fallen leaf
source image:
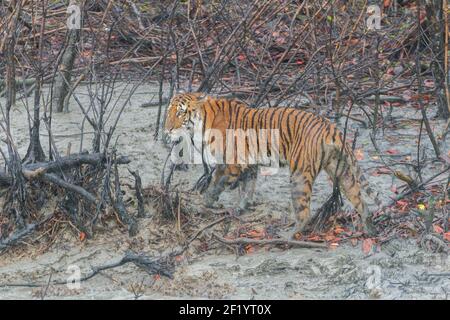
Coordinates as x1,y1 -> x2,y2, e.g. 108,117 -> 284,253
411,94 -> 432,102
371,167 -> 391,176
386,149 -> 399,155
79,232 -> 86,242
153,274 -> 161,281
296,59 -> 304,65
80,51 -> 92,58
395,200 -> 409,212
247,229 -> 265,239
354,149 -> 364,161
444,232 -> 450,242
396,200 -> 408,206
433,225 -> 444,234
245,244 -> 255,254
307,235 -> 322,242
329,243 -> 339,249
333,226 -> 345,235
383,0 -> 391,7
362,238 -> 374,255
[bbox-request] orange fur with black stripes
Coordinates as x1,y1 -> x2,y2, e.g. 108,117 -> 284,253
165,93 -> 380,237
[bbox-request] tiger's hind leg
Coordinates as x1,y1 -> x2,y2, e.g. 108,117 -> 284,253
237,166 -> 258,212
290,170 -> 316,238
324,157 -> 377,236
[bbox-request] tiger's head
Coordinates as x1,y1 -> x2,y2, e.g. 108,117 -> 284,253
164,92 -> 207,141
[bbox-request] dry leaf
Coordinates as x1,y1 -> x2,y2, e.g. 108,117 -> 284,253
444,232 -> 450,242
386,149 -> 399,155
355,149 -> 364,161
433,225 -> 444,234
362,238 -> 374,255
330,242 -> 339,249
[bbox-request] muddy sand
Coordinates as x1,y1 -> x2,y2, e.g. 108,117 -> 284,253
0,82 -> 449,299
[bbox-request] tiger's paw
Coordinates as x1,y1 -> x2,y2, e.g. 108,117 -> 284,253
204,199 -> 214,208
234,205 -> 249,216
234,199 -> 257,216
203,194 -> 219,208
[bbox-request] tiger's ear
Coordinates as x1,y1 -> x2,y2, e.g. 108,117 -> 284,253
196,92 -> 208,100
191,93 -> 208,111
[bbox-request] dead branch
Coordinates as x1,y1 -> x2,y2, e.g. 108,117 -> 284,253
41,173 -> 96,204
212,233 -> 328,249
0,213 -> 54,251
111,159 -> 137,236
0,250 -> 175,288
128,169 -> 145,218
0,153 -> 131,186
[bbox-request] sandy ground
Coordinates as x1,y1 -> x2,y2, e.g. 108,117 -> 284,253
0,82 -> 449,299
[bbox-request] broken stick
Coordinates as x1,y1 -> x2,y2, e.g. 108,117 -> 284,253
212,233 -> 328,249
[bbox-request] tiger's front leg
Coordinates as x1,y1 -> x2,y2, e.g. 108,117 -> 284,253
203,165 -> 241,207
203,164 -> 228,208
203,165 -> 253,214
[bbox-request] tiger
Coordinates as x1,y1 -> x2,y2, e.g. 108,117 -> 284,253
164,92 -> 381,238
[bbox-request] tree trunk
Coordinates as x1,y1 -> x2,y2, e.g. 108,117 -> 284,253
53,25 -> 80,112
23,77 -> 46,164
424,0 -> 449,119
